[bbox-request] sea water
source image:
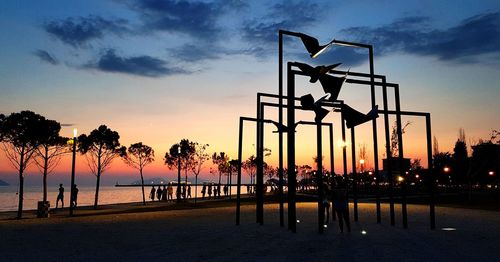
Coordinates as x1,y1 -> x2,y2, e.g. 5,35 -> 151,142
0,185 -> 250,212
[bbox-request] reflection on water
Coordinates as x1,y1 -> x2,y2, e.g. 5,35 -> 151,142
0,185 -> 249,212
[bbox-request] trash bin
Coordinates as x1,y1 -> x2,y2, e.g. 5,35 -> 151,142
37,201 -> 50,218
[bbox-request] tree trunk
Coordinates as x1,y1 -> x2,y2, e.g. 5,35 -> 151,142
17,144 -> 26,219
195,175 -> 198,204
140,169 -> 146,205
94,153 -> 102,209
43,147 -> 48,203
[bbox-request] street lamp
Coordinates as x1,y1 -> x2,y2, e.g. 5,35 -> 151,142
443,167 -> 450,173
177,146 -> 181,203
69,128 -> 77,216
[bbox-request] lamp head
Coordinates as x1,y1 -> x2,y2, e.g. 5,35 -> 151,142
73,128 -> 78,138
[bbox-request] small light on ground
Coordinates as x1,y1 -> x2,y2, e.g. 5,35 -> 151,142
323,224 -> 328,228
296,219 -> 301,223
361,230 -> 367,235
441,227 -> 457,231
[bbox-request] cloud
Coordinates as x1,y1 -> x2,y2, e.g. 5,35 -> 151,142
129,0 -> 246,41
339,11 -> 500,63
167,44 -> 222,62
33,49 -> 59,65
85,49 -> 189,77
44,15 -> 130,48
241,0 -> 326,58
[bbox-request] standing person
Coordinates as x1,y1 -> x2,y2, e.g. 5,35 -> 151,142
323,182 -> 331,224
201,185 -> 206,199
187,185 -> 192,199
217,184 -> 221,198
156,185 -> 163,201
208,184 -> 212,199
56,184 -> 64,209
71,184 -> 79,208
168,184 -> 173,201
150,186 -> 156,202
162,185 -> 167,201
333,178 -> 351,233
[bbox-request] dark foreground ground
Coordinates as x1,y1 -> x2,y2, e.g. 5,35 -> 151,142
0,200 -> 499,262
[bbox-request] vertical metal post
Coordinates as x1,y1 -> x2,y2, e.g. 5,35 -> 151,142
329,124 -> 334,175
69,136 -> 77,216
382,78 -> 395,225
278,31 -> 285,228
256,95 -> 264,224
229,164 -> 232,199
426,114 -> 436,229
317,121 -> 324,234
287,63 -> 297,232
351,127 -> 358,221
177,149 -> 181,203
236,118 -> 243,225
395,86 -> 408,229
329,123 -> 336,222
368,46 -> 382,224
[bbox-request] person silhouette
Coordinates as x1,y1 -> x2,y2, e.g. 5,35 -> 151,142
156,186 -> 163,201
56,184 -> 64,208
333,178 -> 351,233
168,184 -> 173,201
208,185 -> 212,199
162,185 -> 167,201
187,185 -> 192,199
71,184 -> 79,208
150,186 -> 156,202
201,185 -> 206,199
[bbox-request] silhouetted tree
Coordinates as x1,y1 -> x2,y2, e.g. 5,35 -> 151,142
212,152 -> 229,184
453,128 -> 468,184
78,125 -> 126,209
164,139 -> 196,183
1,111 -> 45,218
390,121 -> 411,157
242,155 -> 257,185
33,119 -> 69,203
122,142 -> 155,205
433,152 -> 453,184
433,136 -> 440,155
189,142 -> 210,201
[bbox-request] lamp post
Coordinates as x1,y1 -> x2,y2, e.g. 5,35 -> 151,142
69,128 -> 77,216
177,146 -> 181,203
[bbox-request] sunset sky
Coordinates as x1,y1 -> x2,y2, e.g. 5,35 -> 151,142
1,0 -> 499,186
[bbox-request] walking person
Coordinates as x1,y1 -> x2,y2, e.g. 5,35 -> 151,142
333,178 -> 351,233
56,184 -> 64,209
150,186 -> 156,202
208,185 -> 212,199
187,185 -> 192,199
71,184 -> 79,208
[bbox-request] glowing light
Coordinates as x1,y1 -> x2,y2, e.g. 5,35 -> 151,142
296,219 -> 301,223
488,171 -> 495,176
397,176 -> 404,182
178,147 -> 181,154
415,174 -> 420,179
368,171 -> 373,175
359,159 -> 365,165
73,128 -> 78,137
338,140 -> 348,148
441,227 -> 457,231
323,224 -> 328,228
361,230 -> 367,235
443,167 -> 450,173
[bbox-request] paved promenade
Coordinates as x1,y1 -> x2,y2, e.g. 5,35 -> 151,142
0,202 -> 498,261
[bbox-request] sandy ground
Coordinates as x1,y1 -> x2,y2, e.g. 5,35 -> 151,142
0,202 -> 499,262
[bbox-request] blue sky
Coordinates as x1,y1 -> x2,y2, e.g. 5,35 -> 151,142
1,0 -> 499,185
